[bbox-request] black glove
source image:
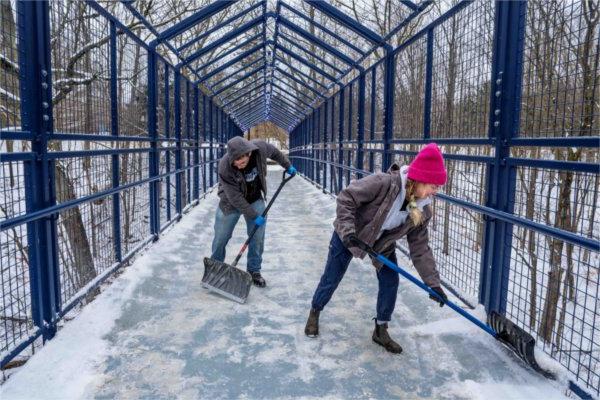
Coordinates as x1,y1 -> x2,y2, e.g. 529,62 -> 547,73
429,286 -> 448,307
342,233 -> 360,249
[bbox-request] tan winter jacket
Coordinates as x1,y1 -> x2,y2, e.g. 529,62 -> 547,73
333,163 -> 441,287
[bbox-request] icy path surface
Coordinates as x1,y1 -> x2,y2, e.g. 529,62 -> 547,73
2,167 -> 568,399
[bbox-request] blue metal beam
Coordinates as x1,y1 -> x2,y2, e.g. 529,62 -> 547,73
158,1 -> 236,42
270,111 -> 295,125
304,0 -> 384,45
271,83 -> 313,107
211,57 -> 264,88
243,115 -> 266,128
267,117 -> 291,131
276,45 -> 337,82
263,97 -> 305,118
178,1 -> 265,52
182,14 -> 265,66
222,78 -> 266,108
280,2 -> 365,56
232,96 -> 265,114
277,16 -> 356,66
270,77 -> 315,101
274,56 -> 328,89
400,0 -> 419,11
226,84 -> 268,112
195,42 -> 265,84
193,32 -> 263,72
278,33 -> 346,75
270,108 -> 297,124
274,66 -> 324,97
271,86 -> 315,110
213,64 -> 265,96
270,95 -> 306,115
221,77 -> 264,105
237,102 -> 266,121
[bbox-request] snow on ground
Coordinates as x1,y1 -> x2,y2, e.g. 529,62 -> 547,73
1,166 -> 570,399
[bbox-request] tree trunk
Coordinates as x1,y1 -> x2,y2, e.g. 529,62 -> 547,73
54,162 -> 97,289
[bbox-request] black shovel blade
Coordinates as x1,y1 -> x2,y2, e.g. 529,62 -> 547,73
202,257 -> 252,304
489,311 -> 555,379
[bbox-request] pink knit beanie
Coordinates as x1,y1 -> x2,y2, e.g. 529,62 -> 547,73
407,143 -> 447,185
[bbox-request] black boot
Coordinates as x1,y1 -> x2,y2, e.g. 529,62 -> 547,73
304,308 -> 320,337
372,320 -> 403,354
250,271 -> 266,287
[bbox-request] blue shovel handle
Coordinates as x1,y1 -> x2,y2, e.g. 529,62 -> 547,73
350,238 -> 497,337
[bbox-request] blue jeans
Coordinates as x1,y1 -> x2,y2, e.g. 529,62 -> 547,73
311,232 -> 400,322
211,199 -> 266,273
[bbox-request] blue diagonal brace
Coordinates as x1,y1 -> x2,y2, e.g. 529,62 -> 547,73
223,79 -> 266,108
276,46 -> 337,82
270,77 -> 315,101
278,33 -> 346,74
195,42 -> 265,84
212,57 -> 264,88
178,1 -> 265,52
280,2 -> 365,56
275,66 -> 324,97
274,57 -> 328,89
183,14 -> 266,66
304,0 -> 385,45
277,16 -> 356,66
270,94 -> 307,114
237,102 -> 266,120
213,65 -> 265,96
194,32 -> 263,72
271,82 -> 313,107
158,1 -> 236,42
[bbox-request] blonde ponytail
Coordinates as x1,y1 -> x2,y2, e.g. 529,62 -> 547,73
405,179 -> 424,226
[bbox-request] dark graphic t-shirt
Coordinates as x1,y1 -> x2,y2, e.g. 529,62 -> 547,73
242,156 -> 262,204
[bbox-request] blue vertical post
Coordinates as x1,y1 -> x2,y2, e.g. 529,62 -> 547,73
338,88 -> 345,191
165,66 -> 171,221
369,68 -> 376,172
313,107 -> 322,185
357,72 -> 365,177
480,1 -> 526,314
383,47 -> 395,171
147,46 -> 160,237
193,87 -> 200,201
186,81 -> 191,206
209,100 -> 214,187
346,83 -> 353,183
330,96 -> 336,192
323,100 -> 328,192
111,22 -> 123,252
18,1 -> 60,341
174,69 -> 182,218
423,29 -> 434,140
202,95 -> 207,193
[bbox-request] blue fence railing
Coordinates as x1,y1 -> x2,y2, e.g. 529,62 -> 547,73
0,1 -> 239,370
0,0 -> 599,398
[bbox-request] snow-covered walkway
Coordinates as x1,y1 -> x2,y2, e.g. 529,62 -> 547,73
2,167 -> 568,399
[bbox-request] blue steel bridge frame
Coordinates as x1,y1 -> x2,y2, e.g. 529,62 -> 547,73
1,1 -> 598,398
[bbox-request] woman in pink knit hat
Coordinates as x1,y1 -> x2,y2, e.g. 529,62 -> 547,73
305,143 -> 448,354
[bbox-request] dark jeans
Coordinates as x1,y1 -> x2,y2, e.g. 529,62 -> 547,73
210,199 -> 266,273
311,232 -> 400,322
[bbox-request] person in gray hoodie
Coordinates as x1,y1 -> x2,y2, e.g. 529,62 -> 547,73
304,143 -> 448,354
211,136 -> 296,287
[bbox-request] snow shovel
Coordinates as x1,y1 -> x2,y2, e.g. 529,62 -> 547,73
202,169 -> 295,303
347,237 -> 555,379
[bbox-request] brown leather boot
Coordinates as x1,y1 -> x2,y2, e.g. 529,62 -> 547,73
304,308 -> 320,337
372,320 -> 403,354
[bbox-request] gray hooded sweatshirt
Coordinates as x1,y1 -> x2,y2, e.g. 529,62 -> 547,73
217,136 -> 291,220
333,163 -> 441,288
